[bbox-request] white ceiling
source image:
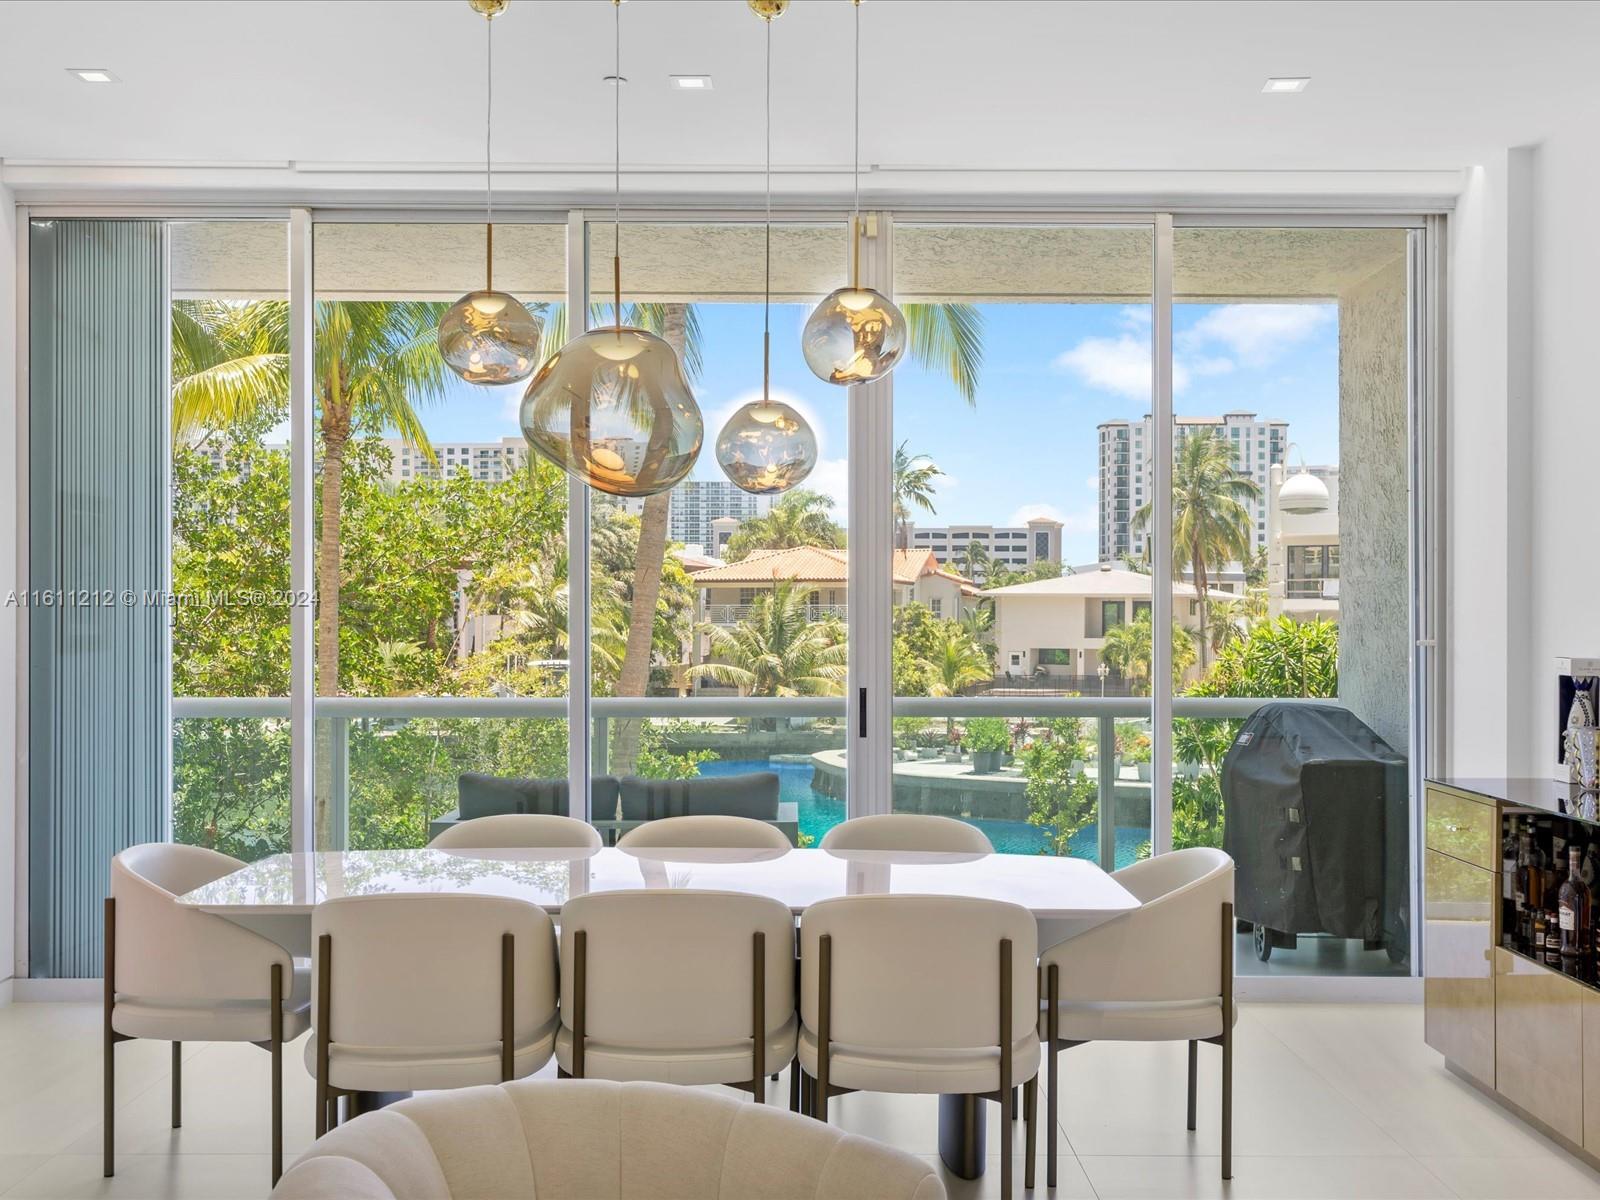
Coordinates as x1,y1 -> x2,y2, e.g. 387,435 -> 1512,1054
2,0 -> 1597,198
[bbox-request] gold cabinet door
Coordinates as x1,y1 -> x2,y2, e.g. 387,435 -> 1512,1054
1425,786 -> 1496,869
1496,947 -> 1583,1145
1424,849 -> 1496,1084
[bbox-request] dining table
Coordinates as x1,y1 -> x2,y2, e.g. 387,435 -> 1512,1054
180,843 -> 1139,1180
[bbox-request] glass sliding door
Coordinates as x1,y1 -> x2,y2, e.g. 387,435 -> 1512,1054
310,221 -> 569,849
889,222 -> 1156,863
1168,225 -> 1413,976
581,220 -> 848,845
168,220 -> 294,862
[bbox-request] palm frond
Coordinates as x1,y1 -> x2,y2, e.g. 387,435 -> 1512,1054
903,303 -> 984,404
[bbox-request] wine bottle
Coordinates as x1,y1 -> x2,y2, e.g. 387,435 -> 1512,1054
1546,910 -> 1564,968
1534,909 -> 1548,961
1561,845 -> 1592,975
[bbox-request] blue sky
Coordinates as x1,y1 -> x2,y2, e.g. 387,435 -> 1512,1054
416,299 -> 1340,565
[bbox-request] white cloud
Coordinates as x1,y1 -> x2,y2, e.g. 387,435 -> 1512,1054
1055,334 -> 1193,398
1187,303 -> 1333,366
805,456 -> 850,512
1084,475 -> 1099,490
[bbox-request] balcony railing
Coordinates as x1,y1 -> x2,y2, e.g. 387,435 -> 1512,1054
703,602 -> 848,626
171,693 -> 1328,870
1284,578 -> 1339,599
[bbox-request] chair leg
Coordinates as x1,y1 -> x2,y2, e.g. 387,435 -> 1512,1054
1046,964 -> 1059,1190
789,1059 -> 800,1112
1187,1039 -> 1198,1131
271,962 -> 284,1186
815,934 -> 831,1125
1024,1077 -> 1037,1190
103,897 -> 116,1179
1221,900 -> 1234,1181
171,1042 -> 182,1129
1000,938 -> 1013,1200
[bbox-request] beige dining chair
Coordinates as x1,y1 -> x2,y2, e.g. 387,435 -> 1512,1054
556,890 -> 799,1107
308,894 -> 557,1136
617,813 -> 792,850
106,843 -> 308,1185
1037,847 -> 1236,1185
799,895 -> 1040,1200
820,813 -> 994,853
429,812 -> 602,850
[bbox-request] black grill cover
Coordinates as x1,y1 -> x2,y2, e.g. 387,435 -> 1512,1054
1222,702 -> 1408,946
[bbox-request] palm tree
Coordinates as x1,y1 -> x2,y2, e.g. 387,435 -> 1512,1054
1099,613 -> 1199,694
1203,589 -> 1268,655
893,442 -> 944,550
956,538 -> 990,584
688,581 -> 848,697
1131,431 -> 1261,667
923,624 -> 991,736
723,490 -> 845,561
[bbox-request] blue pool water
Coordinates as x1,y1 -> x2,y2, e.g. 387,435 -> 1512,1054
698,757 -> 1148,867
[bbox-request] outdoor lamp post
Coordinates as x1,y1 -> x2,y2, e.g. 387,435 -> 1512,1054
1097,661 -> 1110,697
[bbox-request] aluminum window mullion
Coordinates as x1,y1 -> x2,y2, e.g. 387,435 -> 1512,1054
565,210 -> 592,824
848,213 -> 894,817
1151,214 -> 1175,857
288,209 -> 315,855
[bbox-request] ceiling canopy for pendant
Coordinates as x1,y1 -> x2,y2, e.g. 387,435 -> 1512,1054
717,0 -> 818,496
519,0 -> 702,497
438,0 -> 542,386
802,0 -> 906,388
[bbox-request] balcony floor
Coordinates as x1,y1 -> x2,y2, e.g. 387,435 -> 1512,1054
0,1000 -> 1594,1198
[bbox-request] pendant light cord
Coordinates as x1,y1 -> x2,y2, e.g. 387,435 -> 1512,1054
613,0 -> 623,329
850,0 -> 861,288
762,12 -> 772,402
485,7 -> 494,290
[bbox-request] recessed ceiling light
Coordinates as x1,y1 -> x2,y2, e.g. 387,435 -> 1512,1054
1262,76 -> 1309,94
67,68 -> 117,83
670,75 -> 713,90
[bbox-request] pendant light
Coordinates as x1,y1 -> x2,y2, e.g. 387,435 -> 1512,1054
439,0 -> 542,386
716,0 -> 817,496
801,0 -> 906,387
519,0 -> 702,497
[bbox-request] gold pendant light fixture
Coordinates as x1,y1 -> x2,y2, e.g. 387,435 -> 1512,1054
519,0 -> 702,498
801,0 -> 906,387
716,0 -> 818,496
439,0 -> 542,385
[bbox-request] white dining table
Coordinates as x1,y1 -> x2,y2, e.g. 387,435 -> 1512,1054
179,845 -> 1138,1181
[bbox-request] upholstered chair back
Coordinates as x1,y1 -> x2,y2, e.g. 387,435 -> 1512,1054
820,814 -> 994,853
430,813 -> 602,850
617,813 -> 792,851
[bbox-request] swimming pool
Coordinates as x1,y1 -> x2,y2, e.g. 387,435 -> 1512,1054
698,757 -> 1149,867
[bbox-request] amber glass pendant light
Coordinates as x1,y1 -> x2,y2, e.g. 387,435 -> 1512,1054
801,0 -> 905,387
519,0 -> 701,497
439,0 -> 542,385
716,0 -> 817,496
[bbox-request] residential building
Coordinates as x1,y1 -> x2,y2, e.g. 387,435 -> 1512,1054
905,517 -> 1062,575
1098,412 -> 1287,561
983,564 -> 1202,689
387,436 -> 526,483
1266,462 -> 1340,622
666,479 -> 773,552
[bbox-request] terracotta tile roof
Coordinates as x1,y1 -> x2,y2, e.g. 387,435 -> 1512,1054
691,545 -> 972,588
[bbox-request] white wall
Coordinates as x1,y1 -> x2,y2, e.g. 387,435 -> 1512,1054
0,179 -> 17,995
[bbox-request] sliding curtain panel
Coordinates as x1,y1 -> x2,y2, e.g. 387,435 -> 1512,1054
27,219 -> 169,978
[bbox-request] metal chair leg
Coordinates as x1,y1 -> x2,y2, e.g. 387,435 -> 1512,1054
1046,963 -> 1059,1189
1000,938 -> 1013,1200
103,898 -> 116,1179
171,1043 -> 182,1129
271,962 -> 284,1186
1187,1039 -> 1198,1131
1221,901 -> 1234,1181
1024,1076 -> 1037,1189
815,934 -> 831,1125
789,1059 -> 800,1112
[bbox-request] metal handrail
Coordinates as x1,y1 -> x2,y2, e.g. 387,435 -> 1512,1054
171,694 -> 1329,721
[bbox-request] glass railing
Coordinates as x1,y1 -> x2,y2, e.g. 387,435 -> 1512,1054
172,695 -> 1322,867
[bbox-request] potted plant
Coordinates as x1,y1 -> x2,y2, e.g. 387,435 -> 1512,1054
1124,734 -> 1153,781
915,729 -> 943,760
965,717 -> 1010,774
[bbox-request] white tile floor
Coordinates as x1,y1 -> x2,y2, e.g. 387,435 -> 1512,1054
0,1001 -> 1594,1199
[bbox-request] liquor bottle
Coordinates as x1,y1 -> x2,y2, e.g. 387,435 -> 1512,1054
1530,829 -> 1548,911
1515,834 -> 1531,907
1534,909 -> 1548,961
1546,910 -> 1565,968
1503,833 -> 1518,901
1560,845 -> 1592,975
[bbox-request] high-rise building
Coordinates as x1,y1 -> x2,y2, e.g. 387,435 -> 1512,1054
664,480 -> 773,552
386,437 -> 528,484
1097,411 -> 1287,562
905,518 -> 1063,575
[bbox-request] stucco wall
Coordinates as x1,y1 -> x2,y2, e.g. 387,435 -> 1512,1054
1338,249 -> 1412,755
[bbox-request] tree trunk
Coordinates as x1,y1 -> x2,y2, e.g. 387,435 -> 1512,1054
608,303 -> 687,780
314,418 -> 347,850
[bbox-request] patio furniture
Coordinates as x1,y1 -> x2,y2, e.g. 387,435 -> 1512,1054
308,894 -> 558,1135
799,895 -> 1040,1199
427,774 -> 619,842
270,1078 -> 944,1200
429,813 -> 602,850
820,813 -> 994,853
1038,847 -> 1236,1184
106,843 -> 308,1185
